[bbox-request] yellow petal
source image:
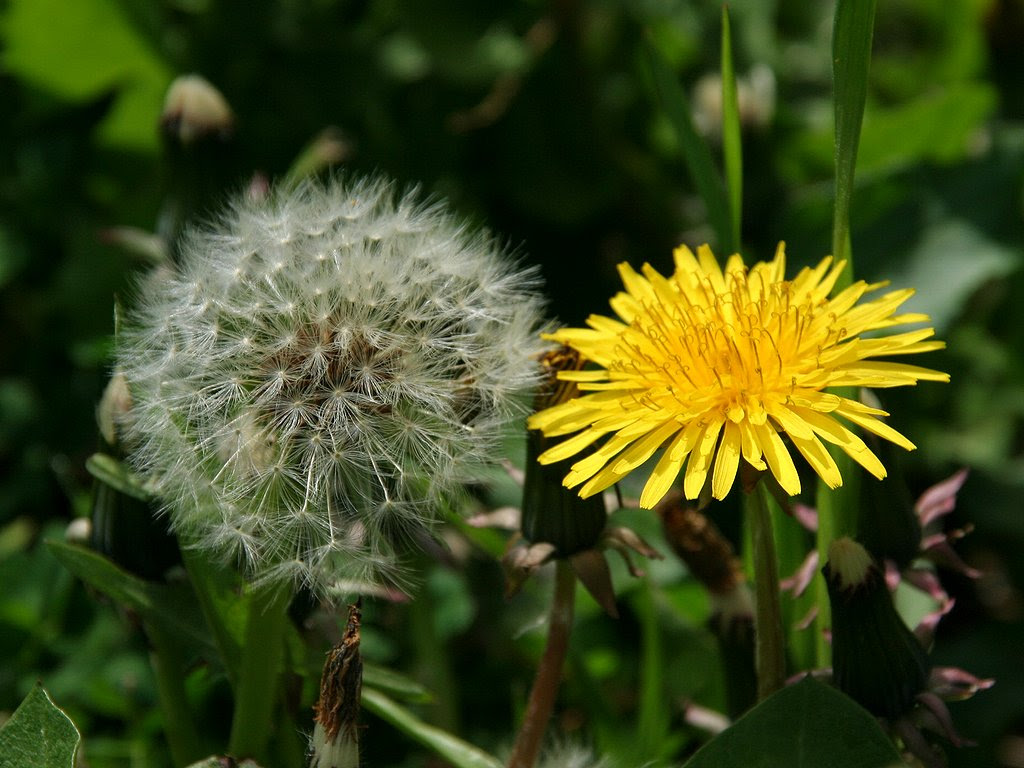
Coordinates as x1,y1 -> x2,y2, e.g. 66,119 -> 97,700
835,407 -> 917,452
768,403 -> 815,440
683,418 -> 724,499
755,422 -> 801,495
537,425 -> 613,464
711,420 -> 742,499
738,419 -> 767,471
789,433 -> 842,489
790,406 -> 887,480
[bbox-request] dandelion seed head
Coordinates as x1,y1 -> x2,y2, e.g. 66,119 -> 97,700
118,175 -> 547,597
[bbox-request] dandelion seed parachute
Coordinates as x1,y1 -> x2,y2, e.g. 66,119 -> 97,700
528,243 -> 949,508
117,175 -> 547,597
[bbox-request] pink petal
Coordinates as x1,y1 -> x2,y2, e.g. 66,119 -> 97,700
916,469 -> 969,527
929,666 -> 996,701
781,550 -> 819,597
792,502 -> 819,532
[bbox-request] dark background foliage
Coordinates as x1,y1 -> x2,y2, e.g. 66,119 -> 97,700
2,1 -> 1023,766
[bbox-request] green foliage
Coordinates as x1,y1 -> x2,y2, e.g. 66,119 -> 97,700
0,685 -> 80,768
682,678 -> 903,768
1,0 -> 1023,766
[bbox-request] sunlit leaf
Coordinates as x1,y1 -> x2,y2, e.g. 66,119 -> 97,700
0,685 -> 80,768
2,0 -> 171,150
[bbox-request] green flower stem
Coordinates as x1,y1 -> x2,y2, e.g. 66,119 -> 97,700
227,581 -> 292,762
507,559 -> 576,768
814,463 -> 859,667
749,482 -> 785,700
409,575 -> 459,732
180,547 -> 241,688
146,620 -> 204,767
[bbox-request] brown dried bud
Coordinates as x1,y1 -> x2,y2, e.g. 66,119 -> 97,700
656,489 -> 743,596
311,602 -> 363,768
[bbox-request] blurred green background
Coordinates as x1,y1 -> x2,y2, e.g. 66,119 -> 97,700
2,0 -> 1023,766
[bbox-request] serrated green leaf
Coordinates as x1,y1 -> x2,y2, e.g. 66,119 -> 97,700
0,684 -> 80,768
361,688 -> 502,768
86,453 -> 154,502
683,677 -> 904,768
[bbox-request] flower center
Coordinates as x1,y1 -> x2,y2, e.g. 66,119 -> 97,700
615,274 -> 842,425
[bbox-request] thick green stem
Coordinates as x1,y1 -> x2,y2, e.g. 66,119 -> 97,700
749,483 -> 785,700
507,560 -> 576,768
146,620 -> 204,767
180,546 -> 241,688
815,461 -> 859,667
228,581 -> 292,762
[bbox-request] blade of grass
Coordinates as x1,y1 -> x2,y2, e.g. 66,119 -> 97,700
635,577 -> 669,762
361,687 -> 503,768
831,0 -> 878,279
816,0 -> 878,668
643,35 -> 733,254
720,5 -> 742,252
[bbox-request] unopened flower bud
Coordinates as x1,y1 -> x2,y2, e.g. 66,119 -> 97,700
521,348 -> 607,557
825,537 -> 929,719
311,602 -> 363,768
160,74 -> 234,145
96,371 -> 132,449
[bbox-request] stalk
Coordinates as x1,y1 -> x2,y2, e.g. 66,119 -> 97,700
227,582 -> 292,762
748,482 -> 785,699
506,560 -> 576,768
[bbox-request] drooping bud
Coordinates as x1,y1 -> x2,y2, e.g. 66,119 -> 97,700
158,74 -> 237,256
657,490 -> 755,716
160,74 -> 234,145
521,348 -> 607,557
825,537 -> 929,719
311,602 -> 363,768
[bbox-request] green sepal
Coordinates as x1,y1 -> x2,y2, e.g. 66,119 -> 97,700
521,428 -> 607,557
825,550 -> 929,719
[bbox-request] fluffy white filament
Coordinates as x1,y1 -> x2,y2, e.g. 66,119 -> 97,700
118,175 -> 547,597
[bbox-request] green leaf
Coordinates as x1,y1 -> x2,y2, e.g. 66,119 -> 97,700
46,540 -> 219,662
86,453 -> 154,502
856,83 -> 997,176
0,684 -> 80,768
361,687 -> 502,768
643,35 -> 732,254
683,677 -> 904,768
832,0 -> 878,279
2,0 -> 172,151
720,6 -> 742,251
362,663 -> 433,704
635,578 -> 669,763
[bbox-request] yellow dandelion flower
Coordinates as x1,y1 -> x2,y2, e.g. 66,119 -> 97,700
528,243 -> 949,509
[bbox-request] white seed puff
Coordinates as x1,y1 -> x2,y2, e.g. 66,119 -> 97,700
117,175 -> 547,597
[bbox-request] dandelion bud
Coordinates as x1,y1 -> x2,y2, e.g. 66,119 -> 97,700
117,175 -> 547,596
311,602 -> 363,768
825,537 -> 929,719
522,348 -> 607,556
160,74 -> 234,145
96,371 -> 132,448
